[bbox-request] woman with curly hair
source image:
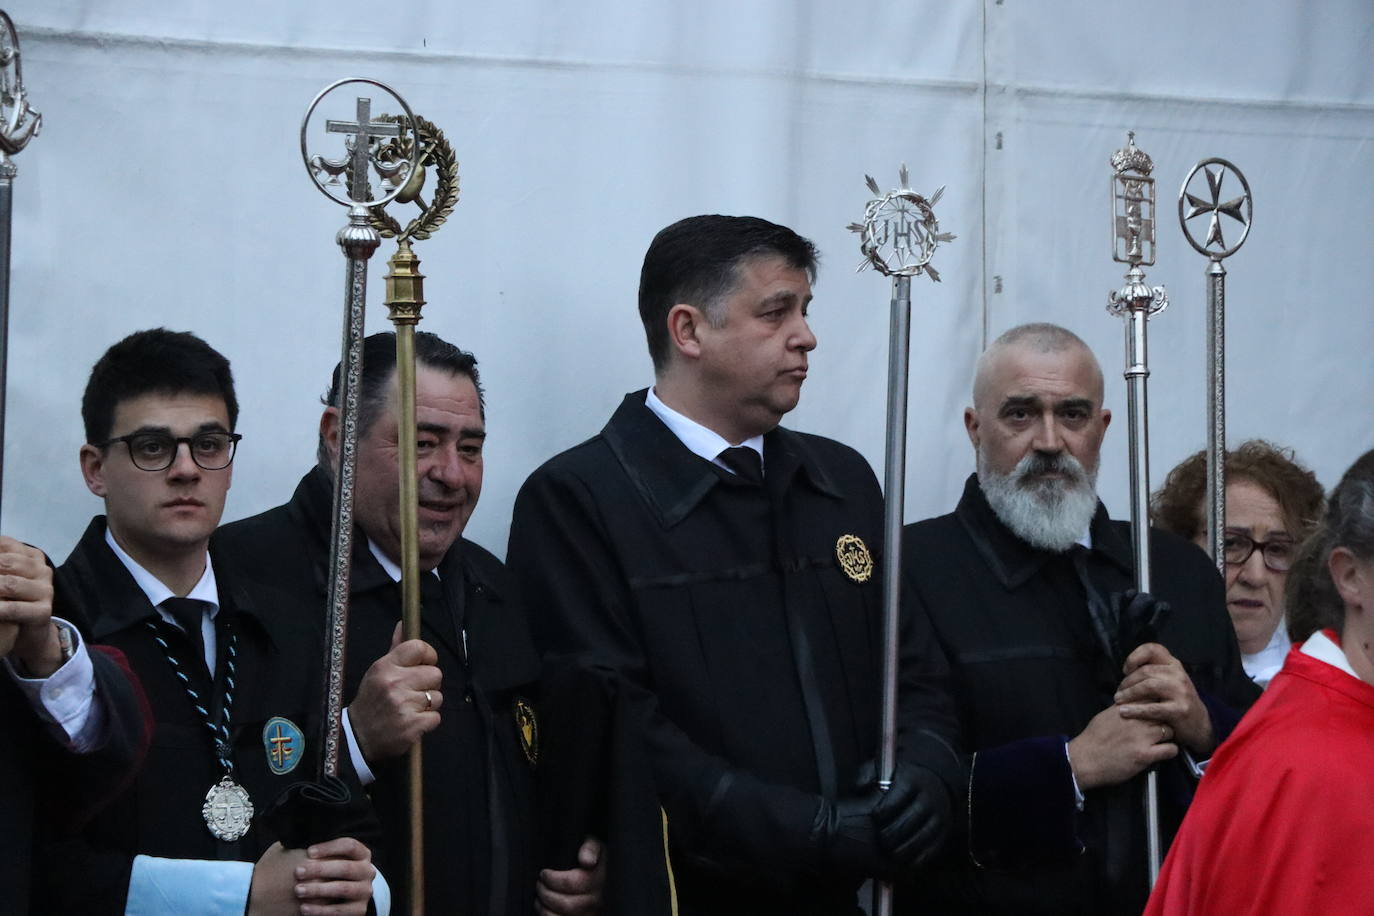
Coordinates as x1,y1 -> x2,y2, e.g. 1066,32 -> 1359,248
1153,440 -> 1324,685
1145,448 -> 1374,915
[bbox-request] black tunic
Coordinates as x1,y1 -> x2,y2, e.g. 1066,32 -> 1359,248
214,468 -> 541,916
897,475 -> 1261,915
40,516 -> 379,915
1,630 -> 147,916
507,391 -> 962,916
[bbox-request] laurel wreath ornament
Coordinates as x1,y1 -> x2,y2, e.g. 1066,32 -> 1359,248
367,112 -> 460,244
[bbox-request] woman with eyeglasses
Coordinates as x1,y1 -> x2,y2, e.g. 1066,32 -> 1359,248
1152,440 -> 1325,686
1144,448 -> 1374,915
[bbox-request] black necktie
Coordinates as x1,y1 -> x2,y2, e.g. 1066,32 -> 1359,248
163,597 -> 208,676
717,446 -> 763,485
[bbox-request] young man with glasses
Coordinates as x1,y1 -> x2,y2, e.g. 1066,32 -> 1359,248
42,328 -> 389,916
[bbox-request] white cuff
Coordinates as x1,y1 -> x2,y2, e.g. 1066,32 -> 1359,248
372,867 -> 392,916
1182,749 -> 1209,778
1064,740 -> 1085,811
125,855 -> 254,916
5,619 -> 103,751
342,706 -> 377,786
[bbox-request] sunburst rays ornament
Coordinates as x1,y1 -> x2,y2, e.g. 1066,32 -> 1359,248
847,164 -> 955,280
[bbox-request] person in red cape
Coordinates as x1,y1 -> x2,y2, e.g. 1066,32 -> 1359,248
1145,447 -> 1374,916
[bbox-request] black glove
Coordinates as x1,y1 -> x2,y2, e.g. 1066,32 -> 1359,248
873,760 -> 952,868
1112,588 -> 1173,660
810,786 -> 886,876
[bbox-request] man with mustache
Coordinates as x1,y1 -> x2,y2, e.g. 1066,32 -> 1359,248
896,323 -> 1259,915
216,331 -> 602,915
508,215 -> 962,915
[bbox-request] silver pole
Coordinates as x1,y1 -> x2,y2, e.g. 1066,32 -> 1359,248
0,11 -> 43,525
1205,261 -> 1226,574
849,167 -> 954,916
1108,133 -> 1169,886
1122,306 -> 1161,882
875,273 -> 911,916
0,164 -> 13,524
320,207 -> 377,776
300,79 -> 418,778
1179,159 -> 1253,574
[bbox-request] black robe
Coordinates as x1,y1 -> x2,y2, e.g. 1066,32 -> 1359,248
897,475 -> 1261,915
507,391 -> 962,916
40,516 -> 380,915
1,630 -> 148,916
214,467 -> 541,916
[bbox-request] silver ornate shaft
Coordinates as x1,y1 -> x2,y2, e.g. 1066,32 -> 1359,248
1178,158 -> 1251,573
875,273 -> 911,916
0,158 -> 14,524
1121,307 -> 1162,884
1205,260 -> 1226,574
321,205 -> 380,778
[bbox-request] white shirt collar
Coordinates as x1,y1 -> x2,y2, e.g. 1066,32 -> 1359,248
1242,620 -> 1291,686
645,386 -> 765,473
104,525 -> 219,614
1300,629 -> 1361,680
367,537 -> 439,584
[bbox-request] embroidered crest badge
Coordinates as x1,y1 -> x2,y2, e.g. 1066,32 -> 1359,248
263,716 -> 304,776
835,534 -> 874,583
515,697 -> 539,765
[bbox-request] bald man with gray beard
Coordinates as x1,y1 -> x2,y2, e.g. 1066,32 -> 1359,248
896,323 -> 1259,915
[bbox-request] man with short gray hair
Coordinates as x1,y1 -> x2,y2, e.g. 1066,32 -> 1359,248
898,322 -> 1259,915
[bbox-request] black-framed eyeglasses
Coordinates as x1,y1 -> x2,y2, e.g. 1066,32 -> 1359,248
1222,531 -> 1295,573
98,431 -> 242,472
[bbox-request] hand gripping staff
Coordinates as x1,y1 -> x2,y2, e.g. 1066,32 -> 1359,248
1106,131 -> 1169,887
847,165 -> 954,916
290,77 -> 424,912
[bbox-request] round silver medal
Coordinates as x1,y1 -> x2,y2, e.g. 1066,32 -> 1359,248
202,775 -> 254,841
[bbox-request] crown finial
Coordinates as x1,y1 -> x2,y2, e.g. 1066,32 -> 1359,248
1110,131 -> 1154,176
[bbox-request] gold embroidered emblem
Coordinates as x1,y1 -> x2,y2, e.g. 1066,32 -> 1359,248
835,534 -> 873,583
515,697 -> 539,765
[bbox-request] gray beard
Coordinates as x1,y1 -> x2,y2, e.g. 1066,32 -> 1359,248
978,449 -> 1100,553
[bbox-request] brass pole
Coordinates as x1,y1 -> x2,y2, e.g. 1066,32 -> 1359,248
385,239 -> 426,916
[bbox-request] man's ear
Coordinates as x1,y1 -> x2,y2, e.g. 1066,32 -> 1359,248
666,304 -> 705,361
963,407 -> 981,449
1100,407 -> 1112,431
319,408 -> 341,466
79,444 -> 107,498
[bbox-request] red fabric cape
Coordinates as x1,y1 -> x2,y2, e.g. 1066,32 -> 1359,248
1145,633 -> 1374,915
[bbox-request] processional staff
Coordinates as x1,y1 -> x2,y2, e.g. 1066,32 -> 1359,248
1106,131 -> 1168,886
299,77 -> 422,911
1178,159 -> 1253,573
0,10 -> 41,525
847,165 -> 954,916
368,108 -> 460,916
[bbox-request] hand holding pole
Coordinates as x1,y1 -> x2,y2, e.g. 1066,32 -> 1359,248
300,77 -> 423,913
1106,131 -> 1168,887
848,165 -> 954,916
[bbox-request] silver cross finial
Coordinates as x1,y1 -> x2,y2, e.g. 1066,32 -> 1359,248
324,97 -> 401,204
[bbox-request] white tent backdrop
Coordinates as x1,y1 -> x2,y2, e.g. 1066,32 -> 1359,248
7,1 -> 1373,562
